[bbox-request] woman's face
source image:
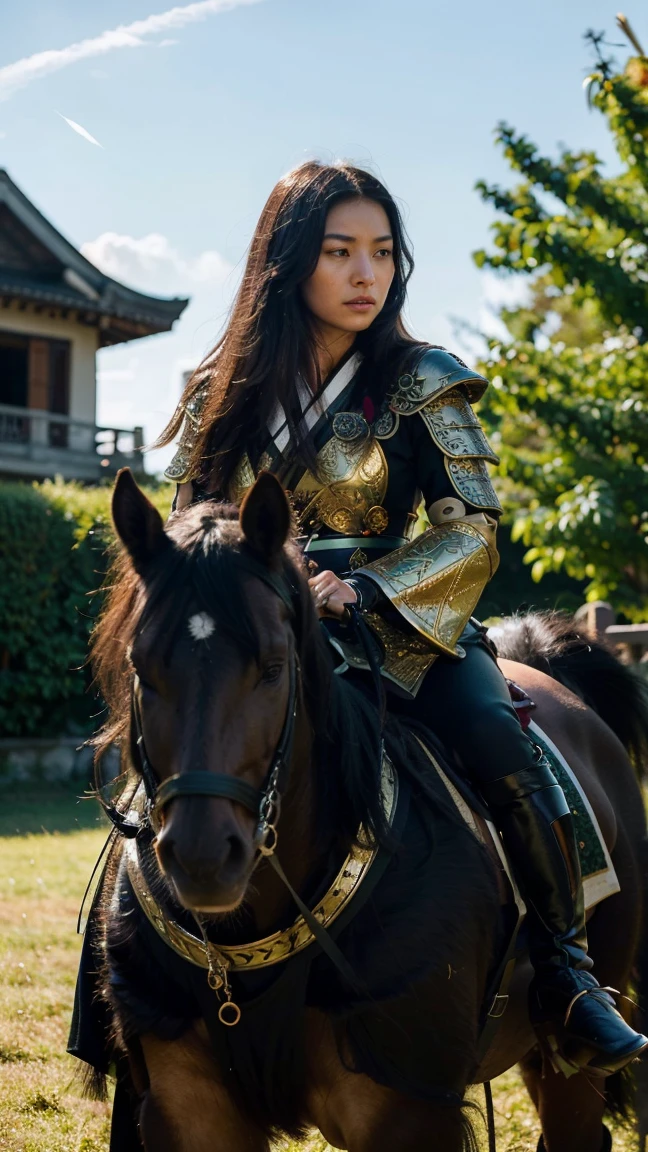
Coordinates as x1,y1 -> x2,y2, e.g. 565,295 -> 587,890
301,197 -> 395,342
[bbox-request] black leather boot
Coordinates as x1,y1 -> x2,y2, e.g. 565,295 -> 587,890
482,756 -> 648,1076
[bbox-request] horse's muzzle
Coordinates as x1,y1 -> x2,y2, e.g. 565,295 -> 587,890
155,798 -> 255,912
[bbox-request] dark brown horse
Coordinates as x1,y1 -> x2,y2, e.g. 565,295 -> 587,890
73,469 -> 648,1152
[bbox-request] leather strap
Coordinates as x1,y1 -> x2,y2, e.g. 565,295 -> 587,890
265,853 -> 364,992
233,549 -> 296,615
155,772 -> 262,816
476,922 -> 522,1065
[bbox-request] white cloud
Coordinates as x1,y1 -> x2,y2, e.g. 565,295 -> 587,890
82,231 -> 231,295
0,0 -> 261,102
86,232 -> 236,474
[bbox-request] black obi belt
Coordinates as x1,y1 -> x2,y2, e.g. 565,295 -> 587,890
304,535 -> 406,576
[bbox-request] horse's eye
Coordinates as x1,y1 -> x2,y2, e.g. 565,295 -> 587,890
261,663 -> 284,685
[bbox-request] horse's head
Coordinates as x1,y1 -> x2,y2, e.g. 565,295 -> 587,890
110,468 -> 305,914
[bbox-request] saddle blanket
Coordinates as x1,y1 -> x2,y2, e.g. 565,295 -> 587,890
429,718 -> 620,914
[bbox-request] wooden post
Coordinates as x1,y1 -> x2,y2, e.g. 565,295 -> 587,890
573,601 -> 616,642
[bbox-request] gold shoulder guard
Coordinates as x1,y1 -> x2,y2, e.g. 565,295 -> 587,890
356,519 -> 499,658
164,381 -> 210,483
388,347 -> 489,414
419,387 -> 502,513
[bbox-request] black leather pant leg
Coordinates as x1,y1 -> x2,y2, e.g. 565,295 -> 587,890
388,635 -> 538,785
387,634 -> 593,973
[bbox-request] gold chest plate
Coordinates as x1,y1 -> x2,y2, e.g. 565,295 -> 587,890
293,435 -> 388,534
228,436 -> 389,536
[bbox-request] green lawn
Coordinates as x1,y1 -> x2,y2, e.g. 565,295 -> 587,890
0,786 -> 639,1150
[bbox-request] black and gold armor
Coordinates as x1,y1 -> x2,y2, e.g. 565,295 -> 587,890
166,347 -> 501,693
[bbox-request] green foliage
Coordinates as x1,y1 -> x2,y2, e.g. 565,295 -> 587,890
474,30 -> 648,619
473,89 -> 648,336
479,335 -> 648,617
0,478 -> 173,739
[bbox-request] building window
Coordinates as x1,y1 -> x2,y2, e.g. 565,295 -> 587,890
0,331 -> 71,447
0,332 -> 29,407
0,333 -> 29,442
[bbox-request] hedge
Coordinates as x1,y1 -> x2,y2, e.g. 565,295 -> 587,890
0,477 -> 586,740
0,477 -> 173,739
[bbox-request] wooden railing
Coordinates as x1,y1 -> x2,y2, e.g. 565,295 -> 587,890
575,601 -> 648,663
0,402 -> 144,478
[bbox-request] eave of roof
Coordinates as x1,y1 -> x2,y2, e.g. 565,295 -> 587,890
0,169 -> 190,341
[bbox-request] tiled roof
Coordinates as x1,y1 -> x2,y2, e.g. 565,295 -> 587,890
0,170 -> 189,345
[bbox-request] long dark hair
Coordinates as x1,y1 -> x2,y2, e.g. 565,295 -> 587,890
155,160 -> 422,493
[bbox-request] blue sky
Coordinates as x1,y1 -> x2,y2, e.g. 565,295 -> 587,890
0,0 -> 637,473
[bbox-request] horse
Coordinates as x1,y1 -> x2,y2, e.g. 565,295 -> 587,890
72,467 -> 648,1152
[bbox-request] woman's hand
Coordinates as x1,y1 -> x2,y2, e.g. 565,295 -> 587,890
308,570 -> 357,619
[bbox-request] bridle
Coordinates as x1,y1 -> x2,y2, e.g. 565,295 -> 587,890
100,550 -> 300,857
136,651 -> 297,857
96,547 -> 386,1028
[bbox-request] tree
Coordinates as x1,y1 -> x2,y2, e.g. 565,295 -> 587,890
474,18 -> 648,620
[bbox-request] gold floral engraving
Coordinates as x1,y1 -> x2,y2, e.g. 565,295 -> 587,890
364,505 -> 389,534
349,548 -> 369,570
364,612 -> 438,695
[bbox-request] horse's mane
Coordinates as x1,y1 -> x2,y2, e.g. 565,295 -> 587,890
92,499 -> 399,853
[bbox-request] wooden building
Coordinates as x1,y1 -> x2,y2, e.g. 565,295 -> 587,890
0,169 -> 188,481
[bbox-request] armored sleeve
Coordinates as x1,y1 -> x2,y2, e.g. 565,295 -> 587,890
354,348 -> 500,658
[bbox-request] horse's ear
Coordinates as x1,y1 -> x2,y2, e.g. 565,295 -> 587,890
239,472 -> 291,561
112,468 -> 168,572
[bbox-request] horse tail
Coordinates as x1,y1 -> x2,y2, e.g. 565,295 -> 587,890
488,611 -> 648,778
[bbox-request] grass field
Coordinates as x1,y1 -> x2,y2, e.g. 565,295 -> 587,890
0,785 -> 640,1151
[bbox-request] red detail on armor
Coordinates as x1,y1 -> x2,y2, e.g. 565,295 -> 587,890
362,396 -> 375,423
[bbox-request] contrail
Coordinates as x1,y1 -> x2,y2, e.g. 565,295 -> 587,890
0,0 -> 261,102
58,114 -> 103,148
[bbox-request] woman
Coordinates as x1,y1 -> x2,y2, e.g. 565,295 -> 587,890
159,160 -> 647,1074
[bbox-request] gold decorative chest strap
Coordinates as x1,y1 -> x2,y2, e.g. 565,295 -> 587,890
125,753 -> 398,974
